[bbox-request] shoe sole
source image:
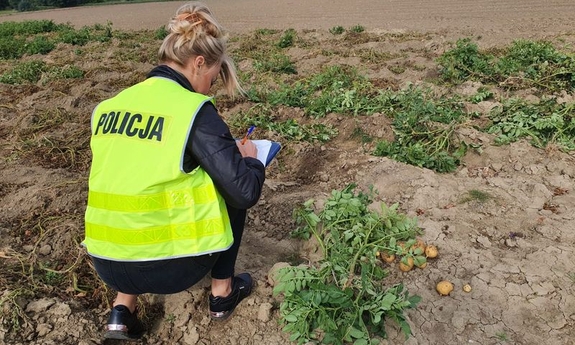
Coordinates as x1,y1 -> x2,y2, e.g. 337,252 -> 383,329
210,308 -> 236,321
104,330 -> 143,341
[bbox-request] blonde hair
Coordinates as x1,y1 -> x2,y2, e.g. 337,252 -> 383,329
159,2 -> 243,96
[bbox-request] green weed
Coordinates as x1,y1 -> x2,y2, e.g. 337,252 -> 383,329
277,28 -> 296,48
438,38 -> 575,92
436,38 -> 493,83
257,79 -> 306,107
388,64 -> 406,74
164,313 -> 176,324
154,25 -> 168,40
24,35 -> 56,55
495,331 -> 508,341
0,19 -> 63,36
469,87 -> 494,103
249,65 -> 476,172
253,52 -> 297,74
329,25 -> 345,35
486,97 -> 575,151
0,61 -> 84,84
460,189 -> 492,204
350,24 -> 365,33
58,27 -> 91,46
234,30 -> 280,60
254,28 -> 278,36
264,65 -> 376,117
232,30 -> 297,74
113,40 -> 157,63
50,65 -> 84,79
351,126 -> 374,144
373,86 -> 470,173
0,21 -> 114,59
0,35 -> 56,59
58,23 -> 113,46
276,185 -> 421,344
90,22 -> 114,42
230,105 -> 337,143
0,60 -> 47,84
42,269 -> 64,286
0,37 -> 25,59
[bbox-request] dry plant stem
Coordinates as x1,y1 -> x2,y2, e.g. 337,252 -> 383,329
0,288 -> 33,330
40,178 -> 84,191
40,247 -> 85,275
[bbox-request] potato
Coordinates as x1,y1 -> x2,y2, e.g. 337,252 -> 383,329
381,252 -> 396,263
436,280 -> 454,296
399,256 -> 414,272
462,284 -> 472,293
425,245 -> 439,258
411,238 -> 426,253
415,261 -> 428,269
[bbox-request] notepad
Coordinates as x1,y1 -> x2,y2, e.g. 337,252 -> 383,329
252,140 -> 281,167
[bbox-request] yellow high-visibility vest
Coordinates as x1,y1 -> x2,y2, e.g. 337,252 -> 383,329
83,77 -> 233,261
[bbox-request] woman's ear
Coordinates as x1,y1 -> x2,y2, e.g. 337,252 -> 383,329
193,56 -> 206,72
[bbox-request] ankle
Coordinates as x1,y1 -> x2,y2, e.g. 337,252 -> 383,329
211,277 -> 232,297
113,293 -> 137,314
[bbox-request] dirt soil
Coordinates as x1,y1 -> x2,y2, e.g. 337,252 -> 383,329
1,1 -> 575,345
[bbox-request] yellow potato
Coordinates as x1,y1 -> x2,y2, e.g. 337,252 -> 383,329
399,256 -> 414,272
425,245 -> 439,258
415,261 -> 427,269
436,280 -> 454,296
411,238 -> 426,253
381,252 -> 396,263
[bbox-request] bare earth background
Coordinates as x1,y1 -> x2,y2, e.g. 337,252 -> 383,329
1,1 -> 575,345
2,0 -> 575,44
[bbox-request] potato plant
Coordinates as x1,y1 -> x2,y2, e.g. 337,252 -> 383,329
274,185 -> 422,344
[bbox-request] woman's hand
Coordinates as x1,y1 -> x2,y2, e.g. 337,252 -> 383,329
236,139 -> 258,158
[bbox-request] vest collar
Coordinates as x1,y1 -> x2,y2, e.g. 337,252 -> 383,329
147,65 -> 196,93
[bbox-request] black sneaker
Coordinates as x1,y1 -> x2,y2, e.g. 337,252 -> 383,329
209,273 -> 253,320
104,305 -> 145,340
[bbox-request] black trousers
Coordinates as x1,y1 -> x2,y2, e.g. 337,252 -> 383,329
91,207 -> 246,295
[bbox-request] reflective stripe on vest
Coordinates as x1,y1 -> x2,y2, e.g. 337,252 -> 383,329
83,77 -> 233,261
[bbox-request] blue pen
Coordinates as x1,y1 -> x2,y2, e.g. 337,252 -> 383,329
240,125 -> 256,145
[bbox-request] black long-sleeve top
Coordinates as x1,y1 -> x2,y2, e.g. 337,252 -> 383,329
147,65 -> 265,209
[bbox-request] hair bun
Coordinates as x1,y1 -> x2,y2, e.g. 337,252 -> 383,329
175,12 -> 203,26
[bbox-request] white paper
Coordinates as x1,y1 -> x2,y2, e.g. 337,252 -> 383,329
252,140 -> 273,166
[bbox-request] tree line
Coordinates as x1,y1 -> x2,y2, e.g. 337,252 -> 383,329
0,0 -> 130,12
